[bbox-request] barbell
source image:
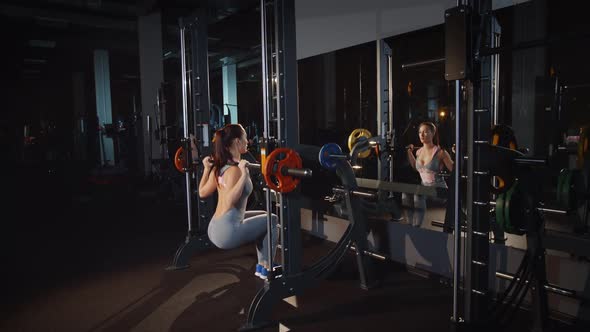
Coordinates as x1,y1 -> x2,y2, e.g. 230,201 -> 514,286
260,148 -> 312,193
224,148 -> 312,193
337,125 -> 527,195
174,146 -> 188,173
318,128 -> 384,171
556,168 -> 586,209
493,168 -> 588,235
348,128 -> 373,159
494,179 -> 527,235
318,143 -> 349,171
490,124 -> 519,194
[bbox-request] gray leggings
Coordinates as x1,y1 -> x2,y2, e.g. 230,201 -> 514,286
402,193 -> 426,227
208,209 -> 279,266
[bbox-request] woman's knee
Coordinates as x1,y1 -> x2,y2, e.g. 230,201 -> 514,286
414,196 -> 426,209
401,194 -> 413,208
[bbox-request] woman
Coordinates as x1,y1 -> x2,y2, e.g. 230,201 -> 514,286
198,124 -> 278,279
404,121 -> 454,227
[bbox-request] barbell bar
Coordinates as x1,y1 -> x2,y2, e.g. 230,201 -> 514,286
332,186 -> 378,199
349,245 -> 388,261
489,200 -> 568,215
246,161 -> 312,178
495,271 -> 579,299
229,148 -> 313,193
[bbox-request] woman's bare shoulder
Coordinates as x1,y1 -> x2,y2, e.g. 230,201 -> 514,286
438,147 -> 451,157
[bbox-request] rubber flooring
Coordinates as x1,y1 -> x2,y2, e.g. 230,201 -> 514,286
1,165 -> 588,332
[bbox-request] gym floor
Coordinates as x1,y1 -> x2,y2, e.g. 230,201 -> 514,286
1,164 -> 587,332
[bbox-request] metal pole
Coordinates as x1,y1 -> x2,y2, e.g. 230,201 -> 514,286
401,57 -> 445,69
180,25 -> 193,233
273,1 -> 284,276
489,201 -> 568,215
147,115 -> 153,172
261,0 -> 275,275
388,52 -> 394,183
156,88 -> 165,159
261,0 -> 270,141
452,79 -> 461,322
492,33 -> 500,126
376,39 -> 390,184
274,1 -> 282,142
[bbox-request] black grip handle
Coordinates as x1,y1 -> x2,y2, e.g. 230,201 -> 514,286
248,163 -> 262,170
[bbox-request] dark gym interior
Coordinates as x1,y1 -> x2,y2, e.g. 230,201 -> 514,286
1,0 -> 590,331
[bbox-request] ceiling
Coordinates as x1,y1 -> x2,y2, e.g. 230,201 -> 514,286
1,0 -> 262,81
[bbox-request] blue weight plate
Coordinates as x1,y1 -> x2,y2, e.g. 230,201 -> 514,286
319,143 -> 343,170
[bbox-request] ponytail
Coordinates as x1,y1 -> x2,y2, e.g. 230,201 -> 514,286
211,124 -> 246,179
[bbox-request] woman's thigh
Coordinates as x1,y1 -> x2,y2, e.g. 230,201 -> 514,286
244,210 -> 267,219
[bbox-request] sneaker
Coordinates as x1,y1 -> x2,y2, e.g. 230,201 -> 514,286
254,263 -> 263,277
259,267 -> 268,280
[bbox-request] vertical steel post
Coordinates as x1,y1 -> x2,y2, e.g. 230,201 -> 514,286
179,24 -> 193,232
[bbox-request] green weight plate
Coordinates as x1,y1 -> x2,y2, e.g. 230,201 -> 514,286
504,180 -> 527,235
495,193 -> 506,232
503,180 -> 518,234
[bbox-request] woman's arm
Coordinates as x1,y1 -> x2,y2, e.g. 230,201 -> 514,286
407,145 -> 417,169
440,149 -> 454,172
189,134 -> 199,161
199,156 -> 217,198
199,167 -> 218,198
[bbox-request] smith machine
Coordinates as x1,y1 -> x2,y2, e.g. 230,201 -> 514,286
241,0 -> 383,329
164,4 -> 382,332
